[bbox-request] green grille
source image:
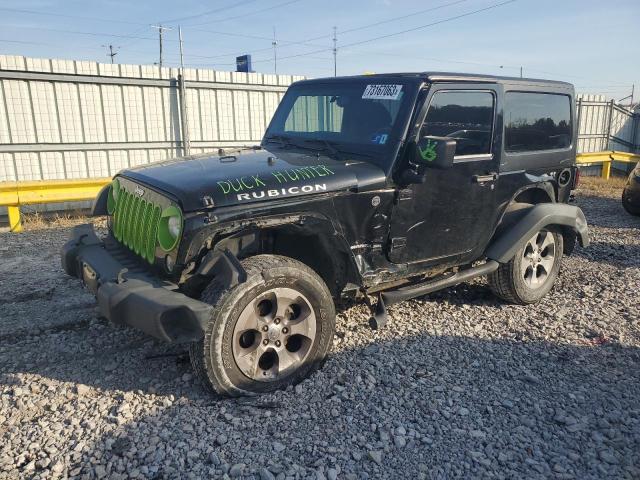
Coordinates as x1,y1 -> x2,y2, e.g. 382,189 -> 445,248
111,186 -> 162,264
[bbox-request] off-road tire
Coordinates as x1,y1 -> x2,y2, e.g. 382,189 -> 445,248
189,254 -> 335,397
622,190 -> 640,216
488,227 -> 563,304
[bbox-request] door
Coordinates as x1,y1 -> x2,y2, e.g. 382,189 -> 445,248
388,86 -> 501,265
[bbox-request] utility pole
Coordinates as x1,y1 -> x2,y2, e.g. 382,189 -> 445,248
177,26 -> 190,157
332,26 -> 337,77
520,66 -> 523,78
102,44 -> 118,64
178,26 -> 185,69
151,24 -> 172,67
272,27 -> 278,75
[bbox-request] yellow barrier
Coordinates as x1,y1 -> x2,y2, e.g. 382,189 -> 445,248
576,151 -> 640,180
1,149 -> 639,233
0,178 -> 110,232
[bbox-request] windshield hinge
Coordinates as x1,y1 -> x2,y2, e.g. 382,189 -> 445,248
395,189 -> 413,204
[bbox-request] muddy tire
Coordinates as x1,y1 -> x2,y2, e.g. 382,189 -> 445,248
488,227 -> 563,304
189,254 -> 335,397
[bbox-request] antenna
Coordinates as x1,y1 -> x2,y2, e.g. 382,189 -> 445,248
150,24 -> 172,67
332,26 -> 337,77
272,26 -> 278,75
102,44 -> 119,64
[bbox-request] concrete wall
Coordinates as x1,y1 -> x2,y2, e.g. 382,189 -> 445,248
0,54 -> 304,182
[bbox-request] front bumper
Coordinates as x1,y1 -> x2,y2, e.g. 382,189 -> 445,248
61,224 -> 212,343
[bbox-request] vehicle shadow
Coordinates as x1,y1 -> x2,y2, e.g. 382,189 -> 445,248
575,240 -> 640,269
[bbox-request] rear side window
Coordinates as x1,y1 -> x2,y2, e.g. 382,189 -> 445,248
504,92 -> 571,152
420,90 -> 495,157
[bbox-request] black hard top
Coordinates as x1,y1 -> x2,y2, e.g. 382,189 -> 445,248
296,71 -> 573,91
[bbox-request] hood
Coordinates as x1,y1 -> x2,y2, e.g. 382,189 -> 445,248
119,147 -> 387,211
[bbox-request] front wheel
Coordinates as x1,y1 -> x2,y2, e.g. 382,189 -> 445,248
189,255 -> 335,397
488,228 -> 563,304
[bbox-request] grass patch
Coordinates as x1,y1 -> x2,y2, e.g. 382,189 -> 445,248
21,210 -> 106,231
578,175 -> 626,196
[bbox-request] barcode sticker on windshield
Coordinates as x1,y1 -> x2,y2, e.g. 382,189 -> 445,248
362,84 -> 403,100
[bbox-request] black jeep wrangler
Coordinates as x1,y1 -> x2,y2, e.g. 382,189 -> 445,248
62,72 -> 589,396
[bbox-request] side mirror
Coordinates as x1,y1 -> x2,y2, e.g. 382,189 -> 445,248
413,136 -> 456,170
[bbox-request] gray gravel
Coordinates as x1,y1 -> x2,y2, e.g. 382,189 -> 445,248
1,181 -> 639,479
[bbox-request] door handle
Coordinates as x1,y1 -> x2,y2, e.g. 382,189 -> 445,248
472,173 -> 498,183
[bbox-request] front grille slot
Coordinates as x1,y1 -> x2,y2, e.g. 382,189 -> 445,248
112,184 -> 164,264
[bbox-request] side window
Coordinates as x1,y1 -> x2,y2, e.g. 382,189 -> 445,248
504,92 -> 571,152
420,90 -> 495,157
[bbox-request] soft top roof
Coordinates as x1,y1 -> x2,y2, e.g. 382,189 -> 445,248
294,71 -> 573,91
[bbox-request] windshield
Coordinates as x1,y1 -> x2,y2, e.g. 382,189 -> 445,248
264,80 -> 417,169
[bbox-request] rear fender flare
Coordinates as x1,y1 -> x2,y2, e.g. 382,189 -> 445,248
485,203 -> 589,263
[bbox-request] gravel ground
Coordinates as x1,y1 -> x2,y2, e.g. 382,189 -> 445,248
1,179 -> 639,479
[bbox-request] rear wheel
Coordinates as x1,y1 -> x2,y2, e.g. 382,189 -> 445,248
488,228 -> 563,304
189,255 -> 335,396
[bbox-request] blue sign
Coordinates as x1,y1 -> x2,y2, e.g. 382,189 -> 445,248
236,55 -> 252,73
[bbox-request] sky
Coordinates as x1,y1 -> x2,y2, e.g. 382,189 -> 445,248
0,0 -> 638,101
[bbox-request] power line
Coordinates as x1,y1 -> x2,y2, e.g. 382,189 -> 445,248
0,3 -> 323,61
167,33 -> 329,61
2,1 -> 635,91
236,0 -> 519,67
187,28 -> 280,42
0,1 -> 263,27
340,0 -> 473,34
187,0 -> 308,26
174,0 -> 481,70
339,0 -> 520,50
0,7 -> 148,26
158,0 -> 260,25
0,38 -> 51,46
0,23 -> 168,42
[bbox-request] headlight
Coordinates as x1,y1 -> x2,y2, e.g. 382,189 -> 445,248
168,215 -> 181,238
158,205 -> 183,251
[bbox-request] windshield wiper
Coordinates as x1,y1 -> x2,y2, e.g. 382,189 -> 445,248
303,138 -> 342,160
264,134 -> 295,148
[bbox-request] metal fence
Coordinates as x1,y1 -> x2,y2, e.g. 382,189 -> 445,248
0,54 -> 304,183
576,94 -> 639,154
1,55 -> 640,219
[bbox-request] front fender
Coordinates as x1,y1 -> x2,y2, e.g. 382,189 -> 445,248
91,184 -> 110,216
485,203 -> 589,263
